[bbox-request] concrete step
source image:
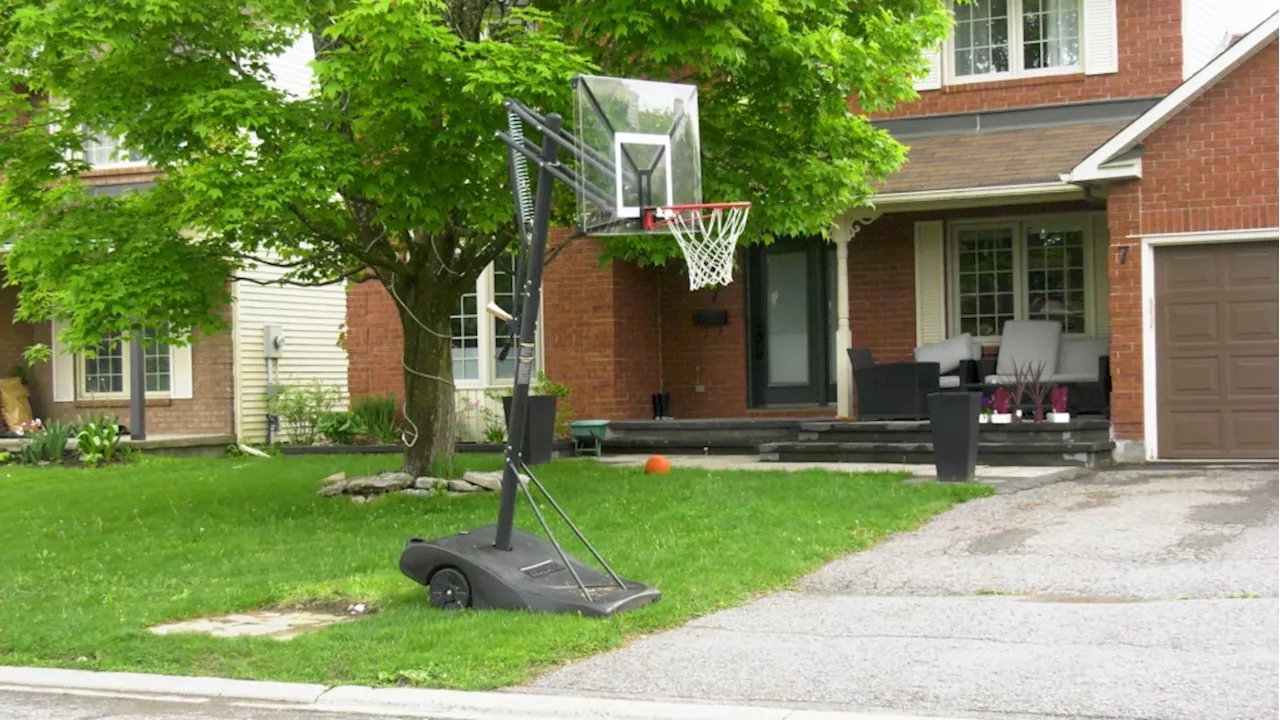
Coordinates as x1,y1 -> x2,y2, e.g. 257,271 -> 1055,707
758,440 -> 1116,468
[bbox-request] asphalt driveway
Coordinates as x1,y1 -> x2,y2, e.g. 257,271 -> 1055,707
527,466 -> 1280,720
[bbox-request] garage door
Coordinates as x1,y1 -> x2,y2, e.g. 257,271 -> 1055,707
1155,240 -> 1279,459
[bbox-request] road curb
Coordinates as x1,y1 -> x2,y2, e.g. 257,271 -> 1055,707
0,665 -> 957,720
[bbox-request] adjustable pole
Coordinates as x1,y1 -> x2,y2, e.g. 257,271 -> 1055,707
494,112 -> 562,552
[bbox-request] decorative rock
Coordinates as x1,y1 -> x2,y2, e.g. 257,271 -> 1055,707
350,495 -> 369,505
318,471 -> 350,496
462,470 -> 528,491
414,476 -> 443,490
446,479 -> 481,493
346,472 -> 413,494
400,488 -> 435,499
462,470 -> 502,492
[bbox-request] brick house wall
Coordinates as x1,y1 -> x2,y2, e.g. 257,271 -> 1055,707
346,279 -> 405,401
27,307 -> 236,436
1106,39 -> 1279,444
859,0 -> 1183,120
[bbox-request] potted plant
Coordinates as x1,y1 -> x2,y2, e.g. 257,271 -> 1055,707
991,387 -> 1013,424
927,389 -> 981,482
499,371 -> 572,466
979,394 -> 994,423
1049,385 -> 1071,423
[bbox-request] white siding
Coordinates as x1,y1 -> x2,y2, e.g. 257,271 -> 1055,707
1182,0 -> 1275,79
265,33 -> 316,99
234,263 -> 349,443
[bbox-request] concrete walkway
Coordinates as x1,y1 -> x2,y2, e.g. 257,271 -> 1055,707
528,466 -> 1280,720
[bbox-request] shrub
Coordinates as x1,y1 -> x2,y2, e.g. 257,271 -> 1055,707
74,414 -> 121,466
266,381 -> 340,445
316,411 -> 369,445
19,420 -> 72,464
352,394 -> 399,444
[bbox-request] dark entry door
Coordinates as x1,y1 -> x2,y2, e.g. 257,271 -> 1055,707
746,238 -> 837,407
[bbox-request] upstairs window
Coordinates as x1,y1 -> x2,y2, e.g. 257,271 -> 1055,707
81,130 -> 147,169
950,0 -> 1081,82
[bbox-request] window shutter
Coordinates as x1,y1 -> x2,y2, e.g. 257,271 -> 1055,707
1083,0 -> 1119,75
170,342 -> 193,400
914,44 -> 943,91
914,221 -> 947,346
51,319 -> 75,403
1092,213 -> 1111,336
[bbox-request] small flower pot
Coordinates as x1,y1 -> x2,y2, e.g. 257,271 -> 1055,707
990,413 -> 1013,424
1049,412 -> 1071,423
979,414 -> 991,424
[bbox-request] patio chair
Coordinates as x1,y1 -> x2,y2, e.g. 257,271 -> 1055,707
914,333 -> 983,389
849,348 -> 940,421
977,320 -> 1111,415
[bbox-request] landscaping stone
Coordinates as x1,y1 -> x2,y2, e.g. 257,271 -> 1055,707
318,481 -> 347,497
446,479 -> 481,493
414,476 -> 444,490
463,469 -> 529,491
350,495 -> 369,505
400,489 -> 435,499
345,472 -> 412,494
322,471 -> 347,485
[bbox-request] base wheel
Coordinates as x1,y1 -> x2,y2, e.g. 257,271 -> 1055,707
427,567 -> 471,610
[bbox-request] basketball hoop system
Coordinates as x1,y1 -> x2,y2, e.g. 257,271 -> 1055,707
645,202 -> 751,290
398,74 -> 748,619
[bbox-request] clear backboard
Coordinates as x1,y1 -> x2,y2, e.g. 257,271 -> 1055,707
572,74 -> 702,236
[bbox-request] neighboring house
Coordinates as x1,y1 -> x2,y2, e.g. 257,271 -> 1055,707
345,0 -> 1278,462
0,35 -> 349,444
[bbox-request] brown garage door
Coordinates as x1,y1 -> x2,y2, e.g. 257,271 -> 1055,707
1155,240 -> 1279,459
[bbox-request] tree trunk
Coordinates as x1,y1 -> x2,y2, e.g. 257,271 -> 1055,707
395,274 -> 457,478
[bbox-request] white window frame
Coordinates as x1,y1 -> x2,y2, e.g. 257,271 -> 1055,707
944,0 -> 1084,86
77,331 -> 174,400
947,213 -> 1097,342
79,129 -> 149,170
451,258 -> 542,390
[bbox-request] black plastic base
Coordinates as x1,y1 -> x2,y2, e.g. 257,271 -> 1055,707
398,525 -> 660,618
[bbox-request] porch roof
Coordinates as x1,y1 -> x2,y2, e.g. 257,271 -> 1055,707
875,120 -> 1127,196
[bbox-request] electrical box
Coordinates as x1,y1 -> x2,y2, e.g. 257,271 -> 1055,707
263,325 -> 285,359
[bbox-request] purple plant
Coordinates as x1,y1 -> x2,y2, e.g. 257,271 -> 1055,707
1052,385 -> 1069,414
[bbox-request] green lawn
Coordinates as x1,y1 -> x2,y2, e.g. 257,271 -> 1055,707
0,454 -> 990,689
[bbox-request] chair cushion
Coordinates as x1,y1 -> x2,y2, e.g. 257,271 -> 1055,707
1056,337 -> 1109,377
985,372 -> 1100,385
915,333 -> 975,375
938,375 -> 961,388
995,321 -> 1062,376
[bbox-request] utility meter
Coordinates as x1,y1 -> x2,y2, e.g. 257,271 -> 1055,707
263,325 -> 285,359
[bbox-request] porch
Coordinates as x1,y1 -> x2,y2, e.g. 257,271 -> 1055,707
600,417 -> 1115,468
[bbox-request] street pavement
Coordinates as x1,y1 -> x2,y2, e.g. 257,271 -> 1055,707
528,466 -> 1280,720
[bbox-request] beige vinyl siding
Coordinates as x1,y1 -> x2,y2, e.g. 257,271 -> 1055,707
234,262 -> 349,444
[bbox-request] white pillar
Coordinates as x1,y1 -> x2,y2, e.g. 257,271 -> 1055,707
834,221 -> 853,419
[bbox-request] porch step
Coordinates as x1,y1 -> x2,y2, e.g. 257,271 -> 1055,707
602,419 -> 808,455
797,418 -> 1112,445
757,440 -> 1116,468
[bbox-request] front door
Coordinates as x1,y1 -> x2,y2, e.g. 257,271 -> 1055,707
746,238 -> 837,407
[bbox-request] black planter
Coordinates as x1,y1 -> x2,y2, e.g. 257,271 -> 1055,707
501,394 -> 558,466
927,391 -> 980,482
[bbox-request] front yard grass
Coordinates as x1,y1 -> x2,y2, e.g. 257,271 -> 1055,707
0,454 -> 990,689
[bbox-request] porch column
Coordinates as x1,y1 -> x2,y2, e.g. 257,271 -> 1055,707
834,221 -> 853,419
129,332 -> 146,440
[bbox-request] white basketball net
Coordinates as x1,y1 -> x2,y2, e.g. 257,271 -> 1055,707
657,202 -> 751,291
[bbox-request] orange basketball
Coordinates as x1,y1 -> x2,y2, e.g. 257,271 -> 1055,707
643,455 -> 672,474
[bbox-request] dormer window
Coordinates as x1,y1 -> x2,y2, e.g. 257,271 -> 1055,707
950,0 -> 1081,82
